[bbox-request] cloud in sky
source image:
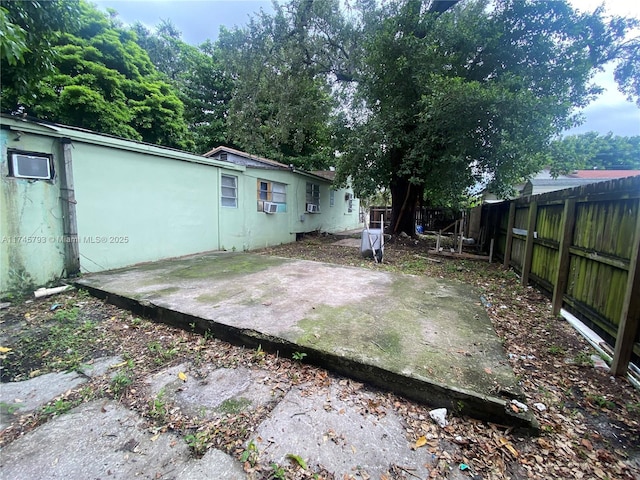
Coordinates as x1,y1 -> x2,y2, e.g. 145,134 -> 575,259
564,0 -> 640,136
94,0 -> 273,45
95,0 -> 639,137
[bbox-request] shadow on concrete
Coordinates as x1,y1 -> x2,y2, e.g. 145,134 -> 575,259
76,252 -> 537,430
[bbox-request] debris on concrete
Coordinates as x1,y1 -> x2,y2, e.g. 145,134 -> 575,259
511,399 -> 528,412
79,355 -> 124,379
250,383 -> 433,478
0,371 -> 86,429
0,400 -> 245,480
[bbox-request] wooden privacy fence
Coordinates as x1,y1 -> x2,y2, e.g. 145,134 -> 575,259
482,175 -> 640,375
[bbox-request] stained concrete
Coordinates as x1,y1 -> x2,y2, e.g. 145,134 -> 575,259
0,363 -> 470,478
252,382 -> 434,477
145,363 -> 276,420
0,399 -> 245,480
76,251 -> 536,429
0,371 -> 86,429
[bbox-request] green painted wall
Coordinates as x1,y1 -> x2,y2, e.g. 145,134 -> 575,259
219,168 -> 361,252
1,115 -> 361,295
71,141 -> 225,273
0,128 -> 66,294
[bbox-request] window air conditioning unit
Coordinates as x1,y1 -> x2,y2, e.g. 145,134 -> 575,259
10,153 -> 52,180
263,201 -> 278,214
307,203 -> 319,213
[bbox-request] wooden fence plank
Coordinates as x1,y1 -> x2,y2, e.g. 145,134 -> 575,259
521,201 -> 538,286
503,202 -> 516,268
552,199 -> 576,315
611,199 -> 640,376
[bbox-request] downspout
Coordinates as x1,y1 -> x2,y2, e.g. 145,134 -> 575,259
59,138 -> 80,275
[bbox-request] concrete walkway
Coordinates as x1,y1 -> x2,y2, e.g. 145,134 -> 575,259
75,252 -> 534,429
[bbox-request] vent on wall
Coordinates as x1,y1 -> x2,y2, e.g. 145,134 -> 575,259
263,201 -> 278,214
9,152 -> 53,180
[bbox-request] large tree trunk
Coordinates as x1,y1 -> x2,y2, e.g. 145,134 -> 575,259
390,174 -> 421,235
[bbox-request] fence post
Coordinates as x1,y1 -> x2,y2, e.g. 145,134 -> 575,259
611,201 -> 640,376
521,201 -> 538,286
552,199 -> 576,315
503,201 -> 516,269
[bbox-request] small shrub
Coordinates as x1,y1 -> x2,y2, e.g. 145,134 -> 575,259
111,371 -> 133,398
292,351 -> 307,361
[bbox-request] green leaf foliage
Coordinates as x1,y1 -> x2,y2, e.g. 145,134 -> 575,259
132,21 -> 232,153
218,3 -> 339,169
1,0 -> 192,150
335,0 -> 638,230
548,133 -> 640,176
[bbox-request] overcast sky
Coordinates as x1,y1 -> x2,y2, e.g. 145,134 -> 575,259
94,0 -> 639,138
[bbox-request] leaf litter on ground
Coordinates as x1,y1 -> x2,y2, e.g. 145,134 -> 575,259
0,232 -> 638,479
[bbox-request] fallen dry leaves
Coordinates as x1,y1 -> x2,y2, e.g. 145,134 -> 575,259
1,232 -> 638,479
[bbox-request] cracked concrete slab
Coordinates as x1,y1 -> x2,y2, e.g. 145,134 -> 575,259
0,400 -> 245,480
76,252 -> 536,429
0,371 -> 86,429
145,363 -> 276,419
251,382 -> 434,478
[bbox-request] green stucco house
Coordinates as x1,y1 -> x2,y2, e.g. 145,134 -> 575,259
0,114 -> 360,295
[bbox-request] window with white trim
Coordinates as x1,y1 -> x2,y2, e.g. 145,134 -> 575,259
257,179 -> 287,212
306,182 -> 320,212
221,174 -> 237,207
330,190 -> 335,207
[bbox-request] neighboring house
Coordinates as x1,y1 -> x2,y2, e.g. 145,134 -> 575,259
204,146 -> 359,249
521,170 -> 640,197
481,168 -> 640,202
0,115 -> 360,295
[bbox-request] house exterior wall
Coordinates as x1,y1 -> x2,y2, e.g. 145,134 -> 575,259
220,169 -> 296,251
71,141 -> 225,273
0,127 -> 66,294
1,116 -> 362,295
217,168 -> 361,252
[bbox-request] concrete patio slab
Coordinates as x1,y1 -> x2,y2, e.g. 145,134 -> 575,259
76,252 -> 536,429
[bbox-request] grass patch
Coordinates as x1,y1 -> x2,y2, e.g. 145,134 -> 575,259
0,304 -> 103,381
218,397 -> 251,414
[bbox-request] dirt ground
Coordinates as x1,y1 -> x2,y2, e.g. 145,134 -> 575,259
1,232 -> 639,479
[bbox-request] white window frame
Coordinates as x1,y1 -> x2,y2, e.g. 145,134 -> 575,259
330,189 -> 335,207
221,174 -> 238,208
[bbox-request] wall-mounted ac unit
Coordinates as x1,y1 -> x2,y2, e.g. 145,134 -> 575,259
306,203 -> 319,213
10,153 -> 52,180
263,201 -> 278,214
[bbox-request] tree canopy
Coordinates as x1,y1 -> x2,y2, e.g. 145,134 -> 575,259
2,0 -> 638,233
132,20 -> 232,153
1,0 -> 192,150
213,0 -> 638,233
217,2 -> 341,170
548,132 -> 640,175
